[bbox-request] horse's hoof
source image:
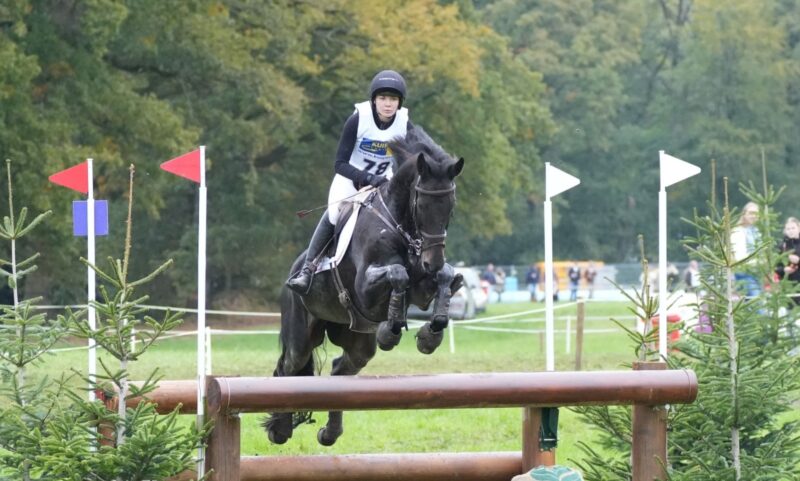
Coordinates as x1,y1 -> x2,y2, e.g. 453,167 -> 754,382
263,414 -> 293,445
268,430 -> 289,445
416,323 -> 444,354
377,321 -> 402,351
317,426 -> 343,446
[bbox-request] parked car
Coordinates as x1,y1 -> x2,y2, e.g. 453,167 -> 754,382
407,266 -> 487,320
458,266 -> 487,314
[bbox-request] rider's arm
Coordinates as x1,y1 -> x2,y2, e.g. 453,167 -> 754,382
334,113 -> 368,186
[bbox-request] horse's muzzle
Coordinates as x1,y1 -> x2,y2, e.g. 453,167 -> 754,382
421,255 -> 445,274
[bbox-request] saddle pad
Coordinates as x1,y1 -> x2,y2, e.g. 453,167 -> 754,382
316,189 -> 372,273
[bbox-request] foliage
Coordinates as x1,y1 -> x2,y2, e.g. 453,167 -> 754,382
0,163 -> 205,480
571,180 -> 800,480
4,1 -> 800,305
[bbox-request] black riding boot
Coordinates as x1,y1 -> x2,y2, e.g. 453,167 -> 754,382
286,213 -> 335,294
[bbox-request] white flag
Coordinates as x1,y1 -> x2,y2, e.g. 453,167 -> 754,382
660,150 -> 700,189
546,163 -> 580,199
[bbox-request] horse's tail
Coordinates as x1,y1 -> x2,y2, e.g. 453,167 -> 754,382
274,278 -> 320,378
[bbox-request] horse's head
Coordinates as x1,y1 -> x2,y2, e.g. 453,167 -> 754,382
412,152 -> 464,273
388,127 -> 464,274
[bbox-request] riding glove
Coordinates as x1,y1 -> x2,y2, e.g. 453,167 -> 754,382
365,174 -> 388,188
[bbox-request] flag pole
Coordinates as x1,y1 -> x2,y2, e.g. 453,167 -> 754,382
658,186 -> 668,359
543,163 -> 580,372
543,194 -> 555,372
196,146 -> 207,476
87,158 -> 97,402
657,150 -> 701,359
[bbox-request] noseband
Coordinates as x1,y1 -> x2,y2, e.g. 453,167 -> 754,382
411,178 -> 456,253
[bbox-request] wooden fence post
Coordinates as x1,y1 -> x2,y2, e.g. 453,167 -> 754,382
631,362 -> 668,481
206,377 -> 241,481
574,300 -> 585,370
522,407 -> 556,472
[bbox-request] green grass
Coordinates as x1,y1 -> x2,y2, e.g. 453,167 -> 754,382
29,300 -> 638,465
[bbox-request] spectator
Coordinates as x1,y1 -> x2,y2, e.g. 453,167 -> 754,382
481,263 -> 496,301
495,267 -> 506,302
525,263 -> 541,302
584,262 -> 598,300
481,263 -> 497,286
666,263 -> 680,293
567,262 -> 581,302
683,260 -> 701,293
731,202 -> 761,297
552,268 -> 560,301
776,217 -> 800,307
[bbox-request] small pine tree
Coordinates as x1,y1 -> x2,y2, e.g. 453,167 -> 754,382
0,162 -> 206,481
0,159 -> 69,481
571,180 -> 800,481
665,181 -> 800,481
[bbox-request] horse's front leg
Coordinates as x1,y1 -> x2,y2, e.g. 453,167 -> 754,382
416,264 -> 460,354
364,264 -> 409,351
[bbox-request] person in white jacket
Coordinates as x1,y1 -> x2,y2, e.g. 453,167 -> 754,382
730,201 -> 761,297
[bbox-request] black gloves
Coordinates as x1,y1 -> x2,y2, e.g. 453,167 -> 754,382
365,173 -> 388,188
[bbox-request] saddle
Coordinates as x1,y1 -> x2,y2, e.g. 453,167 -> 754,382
314,192 -> 380,334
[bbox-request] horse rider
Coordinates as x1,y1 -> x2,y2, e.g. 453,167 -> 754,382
286,69 -> 415,294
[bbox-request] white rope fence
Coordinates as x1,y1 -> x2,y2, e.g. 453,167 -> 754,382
36,299 -> 631,371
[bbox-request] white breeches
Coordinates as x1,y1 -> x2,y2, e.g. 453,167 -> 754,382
327,174 -> 358,224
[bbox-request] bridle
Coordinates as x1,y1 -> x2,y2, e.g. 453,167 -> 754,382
410,177 -> 456,253
365,176 -> 456,257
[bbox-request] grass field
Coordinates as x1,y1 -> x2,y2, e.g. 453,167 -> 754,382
30,299 -> 640,465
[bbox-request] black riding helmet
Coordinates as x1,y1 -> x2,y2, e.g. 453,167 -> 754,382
369,70 -> 407,108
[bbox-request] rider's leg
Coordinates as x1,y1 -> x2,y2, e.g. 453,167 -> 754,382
287,211 -> 335,294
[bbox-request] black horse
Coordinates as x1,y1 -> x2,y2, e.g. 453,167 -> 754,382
265,127 -> 464,446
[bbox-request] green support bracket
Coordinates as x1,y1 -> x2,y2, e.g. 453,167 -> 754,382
539,407 -> 559,450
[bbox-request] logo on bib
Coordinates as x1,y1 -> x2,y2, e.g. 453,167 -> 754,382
359,139 -> 392,157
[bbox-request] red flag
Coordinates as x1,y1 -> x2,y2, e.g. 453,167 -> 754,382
161,149 -> 202,183
49,162 -> 89,194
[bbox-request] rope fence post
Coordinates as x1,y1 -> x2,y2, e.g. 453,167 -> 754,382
448,321 -> 456,354
575,300 -> 585,371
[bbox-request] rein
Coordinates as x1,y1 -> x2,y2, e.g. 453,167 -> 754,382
363,177 -> 456,257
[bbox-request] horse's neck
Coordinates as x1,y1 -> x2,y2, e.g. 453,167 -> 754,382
384,184 -> 413,231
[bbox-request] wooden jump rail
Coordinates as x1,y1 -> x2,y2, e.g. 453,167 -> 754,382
130,362 -> 696,481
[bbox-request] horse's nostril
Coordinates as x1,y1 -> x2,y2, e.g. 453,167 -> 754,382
423,261 -> 431,272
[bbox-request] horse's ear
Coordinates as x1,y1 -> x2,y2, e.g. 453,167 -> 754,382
448,157 -> 464,179
416,153 -> 429,176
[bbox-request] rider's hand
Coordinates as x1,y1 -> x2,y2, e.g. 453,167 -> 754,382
366,174 -> 388,188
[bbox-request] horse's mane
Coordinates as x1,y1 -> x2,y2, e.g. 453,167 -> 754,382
389,126 -> 452,184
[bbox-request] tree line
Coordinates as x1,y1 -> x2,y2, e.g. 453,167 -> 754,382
2,0 -> 799,307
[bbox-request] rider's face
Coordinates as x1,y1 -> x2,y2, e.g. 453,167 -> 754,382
374,95 -> 400,122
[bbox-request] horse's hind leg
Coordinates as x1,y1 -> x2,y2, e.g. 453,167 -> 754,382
264,291 -> 326,444
317,326 -> 377,446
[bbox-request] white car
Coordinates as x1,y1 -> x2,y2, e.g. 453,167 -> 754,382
407,266 -> 487,320
456,266 -> 487,314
